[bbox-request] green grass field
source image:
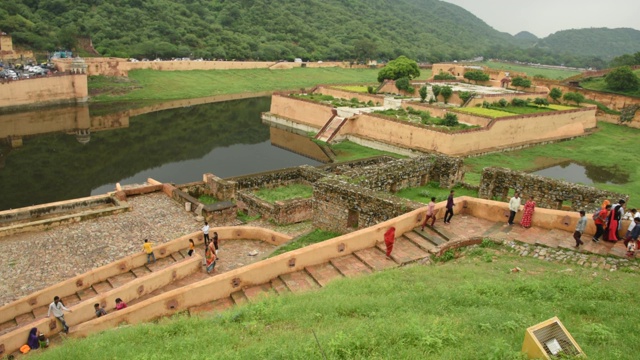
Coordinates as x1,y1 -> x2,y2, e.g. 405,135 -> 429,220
464,122 -> 639,206
254,184 -> 314,203
579,69 -> 640,98
396,182 -> 478,203
31,247 -> 640,359
481,61 -> 582,80
454,107 -> 514,118
89,68 -> 382,102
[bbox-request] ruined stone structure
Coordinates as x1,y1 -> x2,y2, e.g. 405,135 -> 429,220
0,32 -> 34,61
478,167 -> 628,211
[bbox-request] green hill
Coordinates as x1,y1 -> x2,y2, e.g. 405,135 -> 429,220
537,28 -> 640,60
0,0 -> 516,62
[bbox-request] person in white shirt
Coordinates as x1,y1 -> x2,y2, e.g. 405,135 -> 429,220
47,296 -> 72,333
421,197 -> 437,231
508,192 -> 522,225
573,210 -> 587,248
202,222 -> 210,247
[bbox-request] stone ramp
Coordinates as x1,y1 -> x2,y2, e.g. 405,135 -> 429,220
315,116 -> 346,142
0,250 -> 190,337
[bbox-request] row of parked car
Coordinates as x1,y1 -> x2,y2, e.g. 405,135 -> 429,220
0,64 -> 52,80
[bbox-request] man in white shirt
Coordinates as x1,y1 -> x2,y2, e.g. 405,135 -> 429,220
508,192 -> 522,226
202,222 -> 210,247
47,296 -> 72,333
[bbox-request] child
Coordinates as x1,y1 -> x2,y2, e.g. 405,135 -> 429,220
626,218 -> 640,257
143,239 -> 156,264
188,239 -> 195,256
38,333 -> 49,348
627,241 -> 636,258
573,210 -> 587,248
115,298 -> 127,310
94,303 -> 107,318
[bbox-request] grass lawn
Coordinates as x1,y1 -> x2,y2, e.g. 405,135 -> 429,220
268,229 -> 341,258
254,184 -> 313,203
579,70 -> 640,98
547,104 -> 579,111
197,195 -> 218,205
463,121 -> 640,207
89,67 -> 381,102
491,105 -> 554,115
395,182 -> 479,203
454,107 -> 514,118
31,248 -> 640,359
481,61 -> 582,80
332,85 -> 372,93
330,140 -> 406,162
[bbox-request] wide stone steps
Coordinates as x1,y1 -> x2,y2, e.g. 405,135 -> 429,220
0,248 -> 188,337
186,235 -> 438,318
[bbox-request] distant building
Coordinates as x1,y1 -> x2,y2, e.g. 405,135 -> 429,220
0,31 -> 34,61
50,51 -> 74,60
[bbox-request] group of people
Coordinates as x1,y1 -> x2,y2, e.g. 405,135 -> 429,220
589,199 -> 640,256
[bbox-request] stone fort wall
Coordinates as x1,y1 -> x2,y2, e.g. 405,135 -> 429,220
478,167 -> 628,212
0,74 -> 88,110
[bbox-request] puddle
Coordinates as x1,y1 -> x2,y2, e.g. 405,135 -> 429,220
531,161 -> 629,185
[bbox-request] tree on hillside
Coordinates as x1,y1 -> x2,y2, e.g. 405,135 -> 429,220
353,38 -> 377,63
463,70 -> 490,84
605,66 -> 640,91
440,86 -> 453,104
377,56 -> 420,82
610,52 -> 640,67
549,88 -> 563,103
511,77 -> 532,90
432,85 -> 442,101
563,92 -> 585,106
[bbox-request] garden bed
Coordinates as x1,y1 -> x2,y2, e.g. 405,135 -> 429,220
291,94 -> 376,108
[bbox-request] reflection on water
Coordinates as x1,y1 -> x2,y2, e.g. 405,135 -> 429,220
532,161 -> 629,185
0,96 -> 322,210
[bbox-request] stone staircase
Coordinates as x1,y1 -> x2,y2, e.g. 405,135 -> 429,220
187,227 -> 449,313
315,116 -> 347,143
0,247 -> 196,337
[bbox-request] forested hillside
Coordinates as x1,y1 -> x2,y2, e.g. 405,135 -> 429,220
0,0 -> 637,68
537,28 -> 640,60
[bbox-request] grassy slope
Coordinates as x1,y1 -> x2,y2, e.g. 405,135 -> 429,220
463,122 -> 639,204
580,69 -> 640,98
481,61 -> 581,80
268,229 -> 341,258
32,249 -> 640,359
330,141 -> 407,162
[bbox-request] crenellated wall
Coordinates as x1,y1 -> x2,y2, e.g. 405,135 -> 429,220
478,167 -> 628,211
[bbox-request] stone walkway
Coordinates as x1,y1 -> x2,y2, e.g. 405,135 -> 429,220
0,193 -> 314,307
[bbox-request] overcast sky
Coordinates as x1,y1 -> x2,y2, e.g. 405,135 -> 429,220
443,0 -> 640,37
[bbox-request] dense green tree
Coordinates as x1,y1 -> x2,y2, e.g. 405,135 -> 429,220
431,85 -> 442,100
549,88 -> 563,103
463,70 -> 489,84
533,98 -> 549,107
419,86 -> 428,102
563,92 -> 585,105
353,38 -> 377,62
443,112 -> 458,126
511,77 -> 532,90
440,85 -> 453,104
604,66 -> 640,91
377,56 -> 420,82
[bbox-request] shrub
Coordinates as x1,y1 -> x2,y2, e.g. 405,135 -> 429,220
432,85 -> 442,99
433,71 -> 456,80
533,97 -> 549,107
443,112 -> 459,126
395,77 -> 411,92
428,96 -> 435,104
366,100 -> 374,106
511,98 -> 528,107
482,101 -> 491,108
420,111 -> 432,124
563,92 -> 585,105
419,85 -> 428,102
549,88 -> 563,103
440,85 -> 453,104
605,66 -> 640,91
511,76 -> 532,89
459,91 -> 474,104
350,97 -> 360,103
498,98 -> 508,107
367,85 -> 374,94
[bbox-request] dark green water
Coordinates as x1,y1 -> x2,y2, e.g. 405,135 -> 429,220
0,97 -> 321,210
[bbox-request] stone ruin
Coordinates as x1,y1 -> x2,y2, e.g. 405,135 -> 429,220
478,167 -> 628,212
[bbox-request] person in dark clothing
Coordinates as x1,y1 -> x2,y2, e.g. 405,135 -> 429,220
444,190 -> 455,224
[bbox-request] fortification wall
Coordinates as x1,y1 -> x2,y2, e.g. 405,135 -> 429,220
478,167 -> 628,211
315,86 -> 384,105
269,95 -> 333,128
0,74 -> 88,110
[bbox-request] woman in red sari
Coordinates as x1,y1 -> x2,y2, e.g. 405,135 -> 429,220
384,227 -> 396,258
520,196 -> 535,228
606,200 -> 625,242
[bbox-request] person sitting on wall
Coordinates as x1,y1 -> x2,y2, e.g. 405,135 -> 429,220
27,327 -> 40,350
94,303 -> 107,317
115,298 -> 127,310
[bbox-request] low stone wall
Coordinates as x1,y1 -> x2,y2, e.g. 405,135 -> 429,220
0,195 -> 130,238
237,191 -> 314,225
318,156 -> 394,174
313,177 -> 423,233
342,155 -> 464,192
478,167 -> 628,211
204,174 -> 237,201
0,74 -> 88,110
269,95 -> 334,129
169,185 -> 236,225
228,166 -> 325,191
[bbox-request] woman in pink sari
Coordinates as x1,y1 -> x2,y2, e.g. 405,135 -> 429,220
520,196 -> 535,228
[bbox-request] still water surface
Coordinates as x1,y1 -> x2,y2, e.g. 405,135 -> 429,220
532,161 -> 629,185
0,97 -> 322,210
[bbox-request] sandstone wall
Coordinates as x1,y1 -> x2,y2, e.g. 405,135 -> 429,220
315,86 -> 384,105
269,95 -> 334,128
0,74 -> 88,110
478,167 -> 628,211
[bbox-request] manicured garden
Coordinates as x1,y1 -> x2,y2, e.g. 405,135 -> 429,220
291,93 -> 378,108
453,107 -> 514,118
31,247 -> 640,359
373,107 -> 479,130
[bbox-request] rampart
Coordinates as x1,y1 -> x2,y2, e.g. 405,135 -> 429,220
268,95 -> 597,156
0,74 -> 88,110
478,167 -> 628,211
53,58 -> 359,77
